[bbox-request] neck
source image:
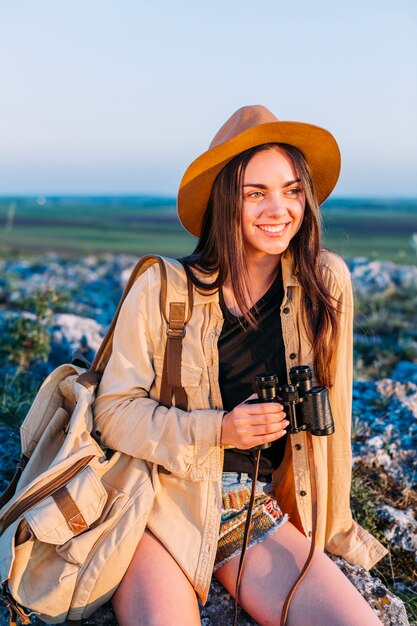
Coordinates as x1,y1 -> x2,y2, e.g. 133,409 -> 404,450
223,254 -> 281,315
246,254 -> 282,293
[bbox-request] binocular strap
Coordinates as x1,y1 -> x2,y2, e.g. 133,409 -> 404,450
233,433 -> 318,626
233,450 -> 261,626
279,432 -> 318,625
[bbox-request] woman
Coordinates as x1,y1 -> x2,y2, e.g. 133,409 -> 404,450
94,105 -> 387,625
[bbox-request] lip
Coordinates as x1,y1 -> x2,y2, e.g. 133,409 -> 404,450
256,223 -> 290,235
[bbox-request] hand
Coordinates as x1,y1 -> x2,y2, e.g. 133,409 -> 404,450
220,394 -> 289,449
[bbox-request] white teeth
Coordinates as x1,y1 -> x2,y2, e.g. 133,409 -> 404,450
257,224 -> 287,233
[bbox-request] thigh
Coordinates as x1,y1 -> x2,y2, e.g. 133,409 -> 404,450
215,521 -> 383,626
113,529 -> 201,626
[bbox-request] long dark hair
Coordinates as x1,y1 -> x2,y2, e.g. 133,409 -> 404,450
180,143 -> 339,387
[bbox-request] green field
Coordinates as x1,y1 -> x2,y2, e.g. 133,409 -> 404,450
0,196 -> 416,264
322,207 -> 417,264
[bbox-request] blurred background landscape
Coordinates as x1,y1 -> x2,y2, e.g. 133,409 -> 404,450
1,195 -> 416,263
0,195 -> 416,625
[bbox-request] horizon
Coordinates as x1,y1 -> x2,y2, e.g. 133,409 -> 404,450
1,194 -> 417,202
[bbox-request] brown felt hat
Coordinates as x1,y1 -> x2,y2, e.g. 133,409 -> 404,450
177,105 -> 341,237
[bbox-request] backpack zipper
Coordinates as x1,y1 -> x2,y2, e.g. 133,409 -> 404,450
1,455 -> 95,532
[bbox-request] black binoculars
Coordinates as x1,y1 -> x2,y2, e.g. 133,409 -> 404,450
247,365 -> 335,450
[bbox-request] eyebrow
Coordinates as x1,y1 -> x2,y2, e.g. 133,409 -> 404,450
243,178 -> 302,188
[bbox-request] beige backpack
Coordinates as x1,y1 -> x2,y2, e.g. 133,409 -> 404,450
0,255 -> 193,625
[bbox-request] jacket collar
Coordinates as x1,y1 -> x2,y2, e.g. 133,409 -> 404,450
191,248 -> 300,310
281,248 -> 301,288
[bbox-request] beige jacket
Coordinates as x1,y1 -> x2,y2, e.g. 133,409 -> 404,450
93,249 -> 387,603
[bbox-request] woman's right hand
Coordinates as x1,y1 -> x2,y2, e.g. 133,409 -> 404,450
220,395 -> 289,449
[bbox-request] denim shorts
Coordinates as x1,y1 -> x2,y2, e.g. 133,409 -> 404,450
214,472 -> 288,571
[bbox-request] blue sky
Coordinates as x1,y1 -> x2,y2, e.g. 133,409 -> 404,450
0,0 -> 416,197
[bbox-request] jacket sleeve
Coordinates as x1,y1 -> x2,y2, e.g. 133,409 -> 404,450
93,266 -> 225,481
322,256 -> 388,568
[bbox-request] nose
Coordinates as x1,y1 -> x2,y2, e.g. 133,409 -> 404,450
263,191 -> 288,216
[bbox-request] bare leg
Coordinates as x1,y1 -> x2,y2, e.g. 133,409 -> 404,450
113,529 -> 201,626
215,521 -> 383,626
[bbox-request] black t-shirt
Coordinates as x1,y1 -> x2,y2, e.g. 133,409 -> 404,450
218,268 -> 288,481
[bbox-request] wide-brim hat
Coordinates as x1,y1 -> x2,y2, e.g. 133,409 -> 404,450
177,105 -> 341,237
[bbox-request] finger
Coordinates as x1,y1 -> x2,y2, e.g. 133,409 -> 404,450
242,410 -> 287,424
244,401 -> 284,414
251,428 -> 288,445
238,428 -> 288,449
250,420 -> 289,437
243,393 -> 258,402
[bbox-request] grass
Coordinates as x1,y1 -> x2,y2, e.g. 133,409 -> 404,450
351,463 -> 417,624
322,209 -> 417,264
0,196 -> 416,263
0,370 -> 43,428
353,285 -> 417,381
0,223 -> 195,257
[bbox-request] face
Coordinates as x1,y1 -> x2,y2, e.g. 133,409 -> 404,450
241,147 -> 305,265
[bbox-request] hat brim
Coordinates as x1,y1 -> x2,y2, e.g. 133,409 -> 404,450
177,121 -> 341,237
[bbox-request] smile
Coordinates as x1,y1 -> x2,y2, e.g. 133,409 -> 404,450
257,223 -> 288,234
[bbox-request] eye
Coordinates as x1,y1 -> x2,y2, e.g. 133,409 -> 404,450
246,190 -> 264,199
286,187 -> 303,197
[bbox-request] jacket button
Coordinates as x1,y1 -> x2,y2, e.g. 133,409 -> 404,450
308,531 -> 312,537
283,307 -> 290,314
289,353 -> 297,359
295,444 -> 302,450
300,490 -> 307,496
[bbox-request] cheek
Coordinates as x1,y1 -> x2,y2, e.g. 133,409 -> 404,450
241,217 -> 253,243
241,206 -> 257,232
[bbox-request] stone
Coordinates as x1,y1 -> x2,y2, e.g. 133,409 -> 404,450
377,505 -> 417,557
0,255 -> 415,625
391,361 -> 417,386
0,566 -> 409,626
348,258 -> 417,298
352,379 -> 417,487
329,556 -> 410,626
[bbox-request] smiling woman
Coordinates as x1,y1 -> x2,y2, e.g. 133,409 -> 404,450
93,105 -> 387,626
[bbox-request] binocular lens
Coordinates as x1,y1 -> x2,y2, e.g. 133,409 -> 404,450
256,373 -> 278,387
255,374 -> 279,403
289,365 -> 312,383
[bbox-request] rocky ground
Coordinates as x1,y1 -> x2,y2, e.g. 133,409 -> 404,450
0,254 -> 416,625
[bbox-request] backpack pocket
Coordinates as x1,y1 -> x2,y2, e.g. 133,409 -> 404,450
2,465 -> 108,622
24,465 -> 107,545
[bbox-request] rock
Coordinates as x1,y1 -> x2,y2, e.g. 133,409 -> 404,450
51,314 -> 105,354
349,259 -> 397,298
0,422 -> 410,626
46,314 -> 105,369
390,361 -> 417,387
352,379 -> 417,487
377,379 -> 417,419
348,258 -> 417,298
1,255 -> 416,625
377,505 -> 417,557
0,254 -> 135,327
329,556 -> 410,626
0,414 -> 412,626
0,566 -> 409,626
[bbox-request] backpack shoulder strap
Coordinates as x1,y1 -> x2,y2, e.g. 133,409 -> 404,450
158,258 -> 194,411
86,255 -> 194,410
